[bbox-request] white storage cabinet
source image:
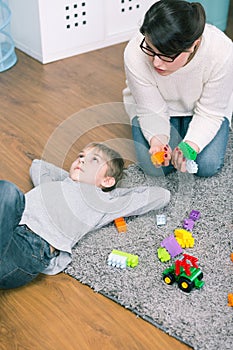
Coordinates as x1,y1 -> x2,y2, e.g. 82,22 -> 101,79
8,0 -> 157,64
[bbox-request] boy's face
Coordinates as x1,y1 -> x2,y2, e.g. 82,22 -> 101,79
69,147 -> 112,188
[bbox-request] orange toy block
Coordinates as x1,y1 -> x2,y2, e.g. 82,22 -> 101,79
151,151 -> 165,166
228,294 -> 233,307
230,253 -> 233,262
114,217 -> 127,233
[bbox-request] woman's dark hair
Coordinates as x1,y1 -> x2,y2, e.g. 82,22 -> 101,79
140,0 -> 206,56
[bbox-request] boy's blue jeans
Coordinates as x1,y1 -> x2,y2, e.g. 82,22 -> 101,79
0,180 -> 53,289
132,116 -> 230,177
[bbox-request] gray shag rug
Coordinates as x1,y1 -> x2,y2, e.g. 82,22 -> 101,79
65,131 -> 233,350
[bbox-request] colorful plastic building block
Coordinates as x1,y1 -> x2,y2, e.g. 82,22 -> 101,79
230,253 -> 233,262
151,151 -> 165,166
228,294 -> 233,307
157,247 -> 171,263
107,253 -> 127,269
162,254 -> 204,293
182,218 -> 195,231
189,210 -> 201,221
178,141 -> 197,160
161,235 -> 183,258
114,217 -> 127,233
156,214 -> 167,226
186,159 -> 198,174
110,249 -> 139,268
174,228 -> 195,248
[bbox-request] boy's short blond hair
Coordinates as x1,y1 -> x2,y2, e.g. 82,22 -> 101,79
85,142 -> 124,191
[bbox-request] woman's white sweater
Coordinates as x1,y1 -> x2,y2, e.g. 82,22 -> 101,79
123,24 -> 233,151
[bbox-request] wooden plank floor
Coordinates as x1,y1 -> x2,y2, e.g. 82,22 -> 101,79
0,7 -> 232,349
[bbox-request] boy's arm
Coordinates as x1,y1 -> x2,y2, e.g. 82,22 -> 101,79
30,159 -> 69,187
97,186 -> 170,227
113,186 -> 170,216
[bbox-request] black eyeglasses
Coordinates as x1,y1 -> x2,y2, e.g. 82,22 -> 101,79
140,38 -> 181,63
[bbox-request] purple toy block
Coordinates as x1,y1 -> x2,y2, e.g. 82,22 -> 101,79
161,235 -> 183,258
189,210 -> 201,221
183,218 -> 195,231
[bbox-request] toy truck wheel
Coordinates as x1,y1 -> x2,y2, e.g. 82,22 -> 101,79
163,273 -> 176,285
178,277 -> 194,293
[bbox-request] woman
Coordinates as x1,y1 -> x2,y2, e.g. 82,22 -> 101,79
123,0 -> 233,177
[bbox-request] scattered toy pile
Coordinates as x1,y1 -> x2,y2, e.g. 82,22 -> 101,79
109,210 -> 231,302
157,210 -> 200,262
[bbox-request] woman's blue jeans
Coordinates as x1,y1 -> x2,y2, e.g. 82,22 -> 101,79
132,116 -> 229,177
0,180 -> 53,289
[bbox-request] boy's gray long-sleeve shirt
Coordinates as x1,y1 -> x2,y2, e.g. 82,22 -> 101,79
19,160 -> 170,275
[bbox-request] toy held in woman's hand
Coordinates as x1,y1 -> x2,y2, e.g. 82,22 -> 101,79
178,142 -> 198,174
151,151 -> 166,165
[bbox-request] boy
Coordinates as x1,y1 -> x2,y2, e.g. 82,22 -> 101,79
0,142 -> 170,289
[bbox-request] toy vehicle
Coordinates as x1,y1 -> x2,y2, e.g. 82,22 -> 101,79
162,254 -> 204,293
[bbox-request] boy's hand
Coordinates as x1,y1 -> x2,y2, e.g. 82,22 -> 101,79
149,136 -> 172,167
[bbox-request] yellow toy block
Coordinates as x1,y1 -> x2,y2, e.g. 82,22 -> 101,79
174,228 -> 195,248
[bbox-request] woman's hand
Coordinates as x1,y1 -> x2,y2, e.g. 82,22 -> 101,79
149,136 -> 172,167
171,147 -> 187,172
171,141 -> 199,172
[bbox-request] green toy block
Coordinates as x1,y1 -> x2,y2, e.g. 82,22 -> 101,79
157,247 -> 171,262
111,249 -> 138,267
178,142 -> 197,160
